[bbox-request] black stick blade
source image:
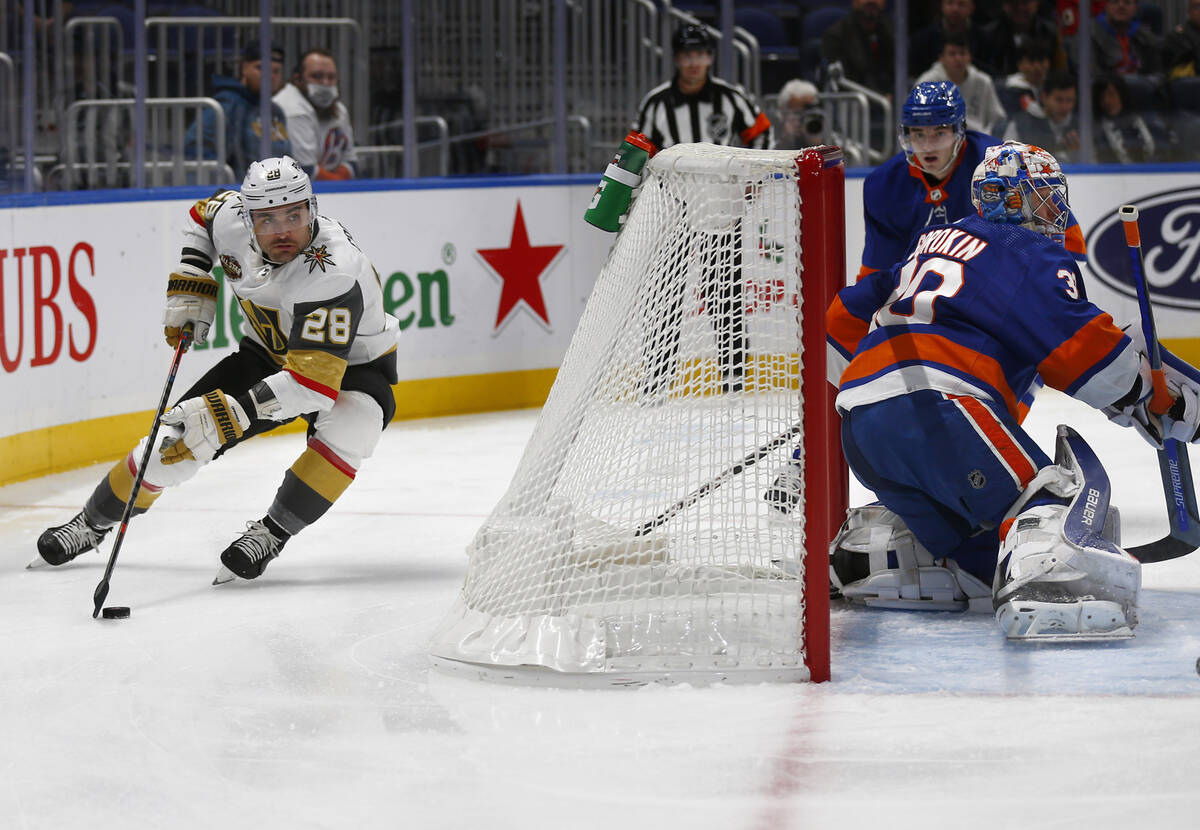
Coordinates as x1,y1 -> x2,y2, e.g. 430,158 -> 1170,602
92,580 -> 110,619
1128,535 -> 1200,564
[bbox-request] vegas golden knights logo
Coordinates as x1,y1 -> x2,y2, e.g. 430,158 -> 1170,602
303,244 -> 335,273
239,300 -> 288,358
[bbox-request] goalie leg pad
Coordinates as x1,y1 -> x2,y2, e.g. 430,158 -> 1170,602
994,426 -> 1141,640
830,504 -> 992,612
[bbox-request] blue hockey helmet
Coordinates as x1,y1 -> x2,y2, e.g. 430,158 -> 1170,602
899,82 -> 967,175
901,81 -> 966,128
971,141 -> 1070,243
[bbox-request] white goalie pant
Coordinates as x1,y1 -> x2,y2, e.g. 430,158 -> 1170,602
830,503 -> 993,612
993,444 -> 1141,640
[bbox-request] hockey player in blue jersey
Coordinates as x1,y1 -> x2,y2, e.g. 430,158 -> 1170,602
826,141 -> 1200,639
859,82 -> 1087,282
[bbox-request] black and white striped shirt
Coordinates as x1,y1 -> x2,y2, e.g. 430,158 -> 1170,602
633,76 -> 772,152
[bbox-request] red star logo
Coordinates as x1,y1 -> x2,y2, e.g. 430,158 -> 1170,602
477,202 -> 564,329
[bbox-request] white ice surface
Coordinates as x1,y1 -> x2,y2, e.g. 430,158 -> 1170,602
2,389 -> 1199,830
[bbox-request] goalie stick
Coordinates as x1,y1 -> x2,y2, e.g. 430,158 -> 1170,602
91,326 -> 193,618
635,422 -> 803,537
1118,205 -> 1200,563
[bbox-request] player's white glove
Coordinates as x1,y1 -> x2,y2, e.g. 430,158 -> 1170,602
159,390 -> 250,465
1164,383 -> 1200,444
1104,358 -> 1164,448
163,271 -> 218,347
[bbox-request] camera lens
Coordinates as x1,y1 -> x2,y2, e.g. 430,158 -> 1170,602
803,112 -> 824,133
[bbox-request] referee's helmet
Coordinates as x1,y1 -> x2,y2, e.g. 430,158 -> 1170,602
672,24 -> 715,54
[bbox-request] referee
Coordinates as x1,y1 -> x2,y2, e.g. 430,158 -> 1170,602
633,25 -> 772,152
634,24 -> 771,398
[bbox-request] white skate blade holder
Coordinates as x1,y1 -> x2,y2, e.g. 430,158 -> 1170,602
999,598 -> 1134,642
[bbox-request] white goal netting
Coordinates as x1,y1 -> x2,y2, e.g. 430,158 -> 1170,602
431,144 -> 844,684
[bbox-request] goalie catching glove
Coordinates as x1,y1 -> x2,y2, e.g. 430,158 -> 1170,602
159,390 -> 250,465
164,271 -> 219,347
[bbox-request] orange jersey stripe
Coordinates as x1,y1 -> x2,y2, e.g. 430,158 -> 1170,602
740,112 -> 771,144
1065,223 -> 1086,257
842,332 -> 1019,416
1037,313 -> 1124,392
950,394 -> 1039,487
826,295 -> 871,355
856,264 -> 878,282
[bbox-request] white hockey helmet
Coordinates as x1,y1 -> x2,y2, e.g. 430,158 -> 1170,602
970,141 -> 1070,244
240,156 -> 317,252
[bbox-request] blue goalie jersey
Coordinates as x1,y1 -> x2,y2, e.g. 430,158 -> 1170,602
828,214 -> 1140,421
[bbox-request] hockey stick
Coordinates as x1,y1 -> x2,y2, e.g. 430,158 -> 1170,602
91,327 -> 193,618
1118,206 -> 1200,563
634,422 -> 803,536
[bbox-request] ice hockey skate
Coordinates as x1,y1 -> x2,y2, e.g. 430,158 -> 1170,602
993,426 -> 1140,641
212,520 -> 287,585
30,511 -> 111,568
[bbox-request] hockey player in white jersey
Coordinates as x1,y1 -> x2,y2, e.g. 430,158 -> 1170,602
34,156 -> 400,583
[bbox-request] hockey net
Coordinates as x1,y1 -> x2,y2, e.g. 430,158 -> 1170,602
431,144 -> 847,684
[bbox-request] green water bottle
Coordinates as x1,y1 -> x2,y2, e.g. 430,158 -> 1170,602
584,131 -> 655,232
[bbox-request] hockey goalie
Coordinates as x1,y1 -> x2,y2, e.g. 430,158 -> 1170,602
824,141 -> 1200,640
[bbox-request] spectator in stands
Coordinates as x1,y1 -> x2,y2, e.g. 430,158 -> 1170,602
821,0 -> 894,97
1093,74 -> 1158,162
185,39 -> 291,178
1004,70 -> 1081,161
274,48 -> 357,180
916,33 -> 1007,133
909,0 -> 986,80
775,79 -> 827,149
1092,0 -> 1163,76
976,0 -> 1068,76
1165,0 -> 1200,78
999,38 -> 1053,113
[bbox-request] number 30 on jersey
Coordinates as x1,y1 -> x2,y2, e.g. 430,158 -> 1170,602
873,256 -> 965,328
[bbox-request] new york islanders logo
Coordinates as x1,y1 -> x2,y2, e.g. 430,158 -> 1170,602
302,244 -> 336,273
220,254 -> 243,280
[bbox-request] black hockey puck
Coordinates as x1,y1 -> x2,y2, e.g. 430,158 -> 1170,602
101,606 -> 131,620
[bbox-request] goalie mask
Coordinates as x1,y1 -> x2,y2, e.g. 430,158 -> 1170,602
970,141 -> 1070,244
241,156 -> 317,265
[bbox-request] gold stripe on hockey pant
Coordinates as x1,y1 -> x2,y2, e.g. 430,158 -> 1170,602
284,349 -> 347,398
106,453 -> 164,511
287,438 -> 357,504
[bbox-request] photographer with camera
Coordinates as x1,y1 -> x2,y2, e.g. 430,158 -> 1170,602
775,79 -> 826,150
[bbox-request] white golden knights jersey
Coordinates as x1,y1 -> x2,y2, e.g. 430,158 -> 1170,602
179,189 -> 399,415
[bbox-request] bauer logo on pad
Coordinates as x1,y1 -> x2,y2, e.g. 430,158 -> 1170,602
1087,188 -> 1200,310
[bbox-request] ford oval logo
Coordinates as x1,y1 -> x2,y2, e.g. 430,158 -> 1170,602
1086,188 -> 1200,309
